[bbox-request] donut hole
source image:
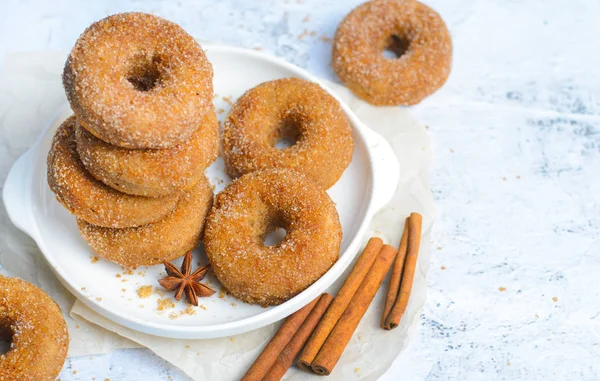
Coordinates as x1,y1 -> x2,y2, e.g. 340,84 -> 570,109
263,226 -> 287,247
126,54 -> 165,92
383,35 -> 410,59
273,117 -> 301,150
0,323 -> 12,355
260,213 -> 289,247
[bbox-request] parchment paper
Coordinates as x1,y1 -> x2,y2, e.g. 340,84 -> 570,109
0,52 -> 433,380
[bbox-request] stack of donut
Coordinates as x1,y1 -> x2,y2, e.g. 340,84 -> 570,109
48,13 -> 218,267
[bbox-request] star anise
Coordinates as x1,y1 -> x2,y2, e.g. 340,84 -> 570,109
158,251 -> 215,306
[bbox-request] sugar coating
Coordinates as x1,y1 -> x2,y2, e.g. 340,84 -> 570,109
332,0 -> 453,106
203,169 -> 342,307
47,116 -> 180,228
78,176 -> 213,267
63,12 -> 214,148
0,276 -> 69,380
222,77 -> 354,190
76,105 -> 219,197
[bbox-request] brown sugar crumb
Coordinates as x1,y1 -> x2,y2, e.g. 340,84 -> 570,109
552,297 -> 558,302
298,29 -> 309,40
184,306 -> 197,315
498,287 -> 507,292
231,302 -> 237,307
157,298 -> 175,311
91,256 -> 99,263
73,370 -> 77,374
199,304 -> 207,310
354,367 -> 360,373
116,273 -> 122,278
96,297 -> 102,301
319,35 -> 332,43
222,96 -> 233,106
169,312 -> 179,320
81,286 -> 86,291
217,108 -> 225,114
503,177 -> 507,181
230,338 -> 235,342
121,279 -> 128,283
310,31 -> 317,37
154,287 -> 166,297
137,285 -> 153,299
441,266 -> 446,270
76,324 -> 80,329
219,289 -> 227,299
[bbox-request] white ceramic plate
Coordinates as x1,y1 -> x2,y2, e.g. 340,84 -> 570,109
2,45 -> 399,339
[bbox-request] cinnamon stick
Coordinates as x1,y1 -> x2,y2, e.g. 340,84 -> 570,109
384,212 -> 423,330
381,217 -> 410,329
263,293 -> 333,381
297,237 -> 383,371
241,296 -> 320,381
311,244 -> 397,375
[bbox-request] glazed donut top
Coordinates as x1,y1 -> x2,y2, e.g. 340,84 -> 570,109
332,0 -> 452,105
63,12 -> 214,148
0,276 -> 69,380
223,78 -> 354,189
204,169 -> 342,306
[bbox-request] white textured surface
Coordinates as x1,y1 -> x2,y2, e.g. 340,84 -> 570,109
0,0 -> 598,380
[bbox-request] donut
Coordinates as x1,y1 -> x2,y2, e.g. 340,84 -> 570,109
332,0 -> 452,105
78,175 -> 213,267
47,116 -> 179,228
0,276 -> 68,380
204,169 -> 342,306
222,78 -> 354,190
63,12 -> 214,149
76,108 -> 219,197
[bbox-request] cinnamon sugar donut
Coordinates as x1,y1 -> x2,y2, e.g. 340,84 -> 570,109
47,116 -> 179,228
0,276 -> 69,380
78,176 -> 213,267
63,12 -> 214,148
204,169 -> 342,306
332,0 -> 452,105
223,78 -> 353,189
76,108 -> 218,197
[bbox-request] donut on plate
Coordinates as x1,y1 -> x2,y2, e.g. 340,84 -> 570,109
332,0 -> 452,105
222,78 -> 354,189
0,276 -> 68,381
204,169 -> 342,306
76,107 -> 219,197
47,116 -> 179,228
63,12 -> 214,149
78,175 -> 213,267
